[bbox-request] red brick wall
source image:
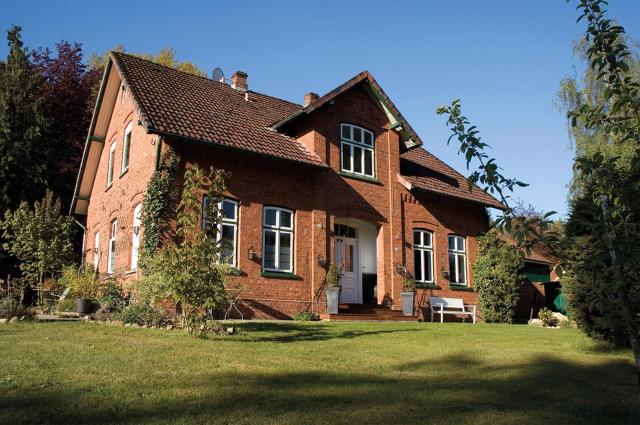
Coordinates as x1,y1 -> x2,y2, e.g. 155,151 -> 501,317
84,86 -> 158,278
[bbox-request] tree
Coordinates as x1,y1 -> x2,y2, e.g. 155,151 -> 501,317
0,26 -> 49,215
88,45 -> 206,77
31,41 -> 101,208
143,164 -> 231,336
473,229 -> 525,323
1,191 -> 76,293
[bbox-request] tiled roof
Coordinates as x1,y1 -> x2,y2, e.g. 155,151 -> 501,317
400,147 -> 505,209
110,52 -> 325,167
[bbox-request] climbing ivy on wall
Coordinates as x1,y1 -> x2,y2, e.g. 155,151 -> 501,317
140,149 -> 178,263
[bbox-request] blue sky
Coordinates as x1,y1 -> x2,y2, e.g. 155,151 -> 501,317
3,0 -> 639,217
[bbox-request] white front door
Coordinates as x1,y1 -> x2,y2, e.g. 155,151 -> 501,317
335,237 -> 361,304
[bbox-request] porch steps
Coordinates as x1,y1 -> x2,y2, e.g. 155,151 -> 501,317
320,304 -> 418,322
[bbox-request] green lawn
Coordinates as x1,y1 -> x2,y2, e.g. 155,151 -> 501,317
0,321 -> 637,425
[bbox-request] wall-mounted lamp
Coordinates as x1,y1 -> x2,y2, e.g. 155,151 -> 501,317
248,247 -> 258,261
441,267 -> 450,279
317,254 -> 328,268
395,263 -> 406,275
133,225 -> 140,236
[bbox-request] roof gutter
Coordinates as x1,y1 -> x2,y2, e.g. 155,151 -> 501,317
69,59 -> 113,215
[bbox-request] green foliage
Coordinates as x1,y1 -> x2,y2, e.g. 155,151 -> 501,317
402,275 -> 416,292
1,191 -> 76,290
293,311 -> 319,321
55,297 -> 76,313
140,150 -> 178,261
0,26 -> 49,214
326,264 -> 340,287
0,296 -> 32,319
58,264 -> 98,299
97,278 -> 128,313
143,164 -> 232,336
473,229 -> 524,324
538,308 -> 559,328
116,303 -> 167,327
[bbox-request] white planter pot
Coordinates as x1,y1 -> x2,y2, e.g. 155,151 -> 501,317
326,287 -> 340,314
401,291 -> 415,317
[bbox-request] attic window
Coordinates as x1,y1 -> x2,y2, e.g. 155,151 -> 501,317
340,123 -> 375,178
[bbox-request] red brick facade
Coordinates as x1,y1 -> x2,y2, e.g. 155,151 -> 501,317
78,55 -> 499,320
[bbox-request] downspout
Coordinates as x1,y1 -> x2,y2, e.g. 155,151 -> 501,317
75,220 -> 87,267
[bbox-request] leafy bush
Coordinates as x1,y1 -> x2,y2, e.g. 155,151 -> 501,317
473,229 -> 525,323
538,308 -> 559,327
0,297 -> 33,319
97,278 -> 128,313
294,311 -> 319,321
117,303 -> 167,327
326,264 -> 340,287
58,264 -> 99,299
56,297 -> 76,312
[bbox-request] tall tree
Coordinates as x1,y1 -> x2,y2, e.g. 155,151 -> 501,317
31,41 -> 101,208
0,26 -> 49,214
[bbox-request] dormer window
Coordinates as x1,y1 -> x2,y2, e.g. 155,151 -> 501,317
340,123 -> 375,178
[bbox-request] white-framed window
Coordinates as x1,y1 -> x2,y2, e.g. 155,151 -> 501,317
203,197 -> 239,267
108,220 -> 117,274
262,206 -> 294,273
121,122 -> 132,174
340,123 -> 375,178
448,235 -> 467,286
413,230 -> 434,283
130,203 -> 142,271
107,141 -> 116,187
93,231 -> 100,269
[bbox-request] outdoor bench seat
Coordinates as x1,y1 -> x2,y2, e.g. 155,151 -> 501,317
429,296 -> 476,323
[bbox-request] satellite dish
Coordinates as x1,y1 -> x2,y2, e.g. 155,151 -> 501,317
212,67 -> 225,83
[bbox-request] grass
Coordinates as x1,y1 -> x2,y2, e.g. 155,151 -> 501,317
0,321 -> 637,425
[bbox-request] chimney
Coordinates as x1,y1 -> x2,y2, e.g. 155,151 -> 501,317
231,71 -> 248,90
304,92 -> 319,107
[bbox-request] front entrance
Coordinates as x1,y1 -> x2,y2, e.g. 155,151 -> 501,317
334,237 -> 361,304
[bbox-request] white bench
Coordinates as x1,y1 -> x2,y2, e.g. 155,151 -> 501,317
429,297 -> 476,323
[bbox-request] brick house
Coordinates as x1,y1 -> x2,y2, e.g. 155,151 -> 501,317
71,52 -> 503,320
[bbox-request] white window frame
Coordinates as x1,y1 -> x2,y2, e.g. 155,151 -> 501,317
448,235 -> 467,286
121,122 -> 132,174
340,123 -> 375,178
93,231 -> 100,269
107,142 -> 116,187
262,206 -> 294,273
130,203 -> 142,271
203,197 -> 239,267
108,220 -> 117,274
413,229 -> 434,284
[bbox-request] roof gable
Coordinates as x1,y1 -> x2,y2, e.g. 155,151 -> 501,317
273,71 -> 422,150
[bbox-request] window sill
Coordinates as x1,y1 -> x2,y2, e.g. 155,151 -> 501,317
261,271 -> 302,280
449,285 -> 474,292
339,171 -> 382,185
119,168 -> 129,178
125,269 -> 137,275
416,283 -> 442,290
228,267 -> 244,276
105,183 -> 113,192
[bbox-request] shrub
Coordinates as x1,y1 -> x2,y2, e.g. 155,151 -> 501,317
0,297 -> 33,319
117,303 -> 167,327
326,264 -> 340,287
97,278 -> 128,313
294,311 -> 319,321
538,308 -> 559,327
59,265 -> 99,299
473,229 -> 525,323
56,297 -> 76,312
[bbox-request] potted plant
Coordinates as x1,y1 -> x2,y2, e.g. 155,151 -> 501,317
325,264 -> 341,314
60,265 -> 99,315
401,272 -> 416,317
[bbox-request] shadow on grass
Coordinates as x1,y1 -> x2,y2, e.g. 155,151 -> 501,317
232,321 -> 422,343
1,351 -> 636,425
